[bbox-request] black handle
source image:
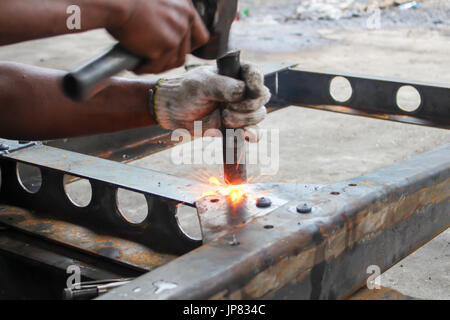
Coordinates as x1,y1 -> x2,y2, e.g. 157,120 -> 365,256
62,44 -> 143,101
217,51 -> 247,185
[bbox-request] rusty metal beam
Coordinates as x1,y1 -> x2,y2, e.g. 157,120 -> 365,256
99,143 -> 449,299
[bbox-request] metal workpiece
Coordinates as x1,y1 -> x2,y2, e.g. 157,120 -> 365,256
266,68 -> 450,129
0,139 -> 206,254
100,144 -> 449,299
195,183 -> 318,243
0,139 -> 203,205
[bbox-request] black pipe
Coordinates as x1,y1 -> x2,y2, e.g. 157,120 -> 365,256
62,44 -> 142,101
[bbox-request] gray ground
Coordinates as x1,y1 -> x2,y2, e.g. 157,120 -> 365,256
0,0 -> 448,299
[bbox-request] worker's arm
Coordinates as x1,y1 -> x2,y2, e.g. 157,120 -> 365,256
0,62 -> 269,141
0,62 -> 157,140
0,0 -> 209,74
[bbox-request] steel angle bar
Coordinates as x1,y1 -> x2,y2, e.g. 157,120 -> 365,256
0,139 -> 208,253
100,143 -> 450,300
268,68 -> 450,129
0,138 -> 204,205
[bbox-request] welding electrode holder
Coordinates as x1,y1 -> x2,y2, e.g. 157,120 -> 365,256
217,51 -> 247,185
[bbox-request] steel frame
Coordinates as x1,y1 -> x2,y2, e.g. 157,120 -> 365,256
0,64 -> 448,299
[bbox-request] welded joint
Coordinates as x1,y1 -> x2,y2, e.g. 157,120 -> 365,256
195,183 -> 321,243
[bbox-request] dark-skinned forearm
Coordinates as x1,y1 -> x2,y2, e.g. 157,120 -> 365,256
0,62 -> 157,140
0,0 -> 128,45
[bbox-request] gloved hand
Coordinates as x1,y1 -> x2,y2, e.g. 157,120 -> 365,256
151,63 -> 270,138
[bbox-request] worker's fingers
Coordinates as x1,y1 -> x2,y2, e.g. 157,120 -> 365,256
227,86 -> 271,113
200,109 -> 222,136
177,31 -> 191,66
243,125 -> 263,143
222,106 -> 267,128
164,32 -> 190,71
190,10 -> 210,51
197,71 -> 247,102
181,109 -> 221,136
240,63 -> 267,98
134,47 -> 179,74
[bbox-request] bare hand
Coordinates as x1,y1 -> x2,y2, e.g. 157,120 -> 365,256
108,0 -> 209,74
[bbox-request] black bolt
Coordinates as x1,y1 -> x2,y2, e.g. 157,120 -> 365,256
0,143 -> 9,151
297,203 -> 312,214
256,197 -> 272,208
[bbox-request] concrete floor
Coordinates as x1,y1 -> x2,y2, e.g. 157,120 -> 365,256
0,4 -> 448,299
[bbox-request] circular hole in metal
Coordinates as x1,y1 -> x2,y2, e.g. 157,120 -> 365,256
330,76 -> 353,103
16,163 -> 42,194
63,175 -> 92,208
348,183 -> 357,187
396,85 -> 421,112
116,188 -> 148,224
175,204 -> 202,241
331,192 -> 340,195
264,225 -> 274,229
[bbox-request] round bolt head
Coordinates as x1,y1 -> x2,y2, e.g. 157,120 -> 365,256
297,203 -> 312,214
256,197 -> 272,208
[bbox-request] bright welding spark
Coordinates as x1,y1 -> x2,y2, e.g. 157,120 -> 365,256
227,185 -> 245,205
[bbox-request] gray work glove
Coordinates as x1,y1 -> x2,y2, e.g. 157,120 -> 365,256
151,63 -> 270,138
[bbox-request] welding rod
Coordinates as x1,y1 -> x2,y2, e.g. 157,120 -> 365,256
217,51 -> 247,185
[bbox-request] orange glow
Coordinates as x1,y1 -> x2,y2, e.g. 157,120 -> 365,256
196,175 -> 248,206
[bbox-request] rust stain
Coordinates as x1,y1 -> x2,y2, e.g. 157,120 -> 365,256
0,205 -> 176,270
